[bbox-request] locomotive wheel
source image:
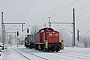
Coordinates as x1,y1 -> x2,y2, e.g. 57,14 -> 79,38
31,47 -> 32,49
53,50 -> 55,52
39,49 -> 40,51
35,48 -> 37,50
44,49 -> 46,52
44,48 -> 47,52
41,49 -> 42,51
56,48 -> 59,52
56,50 -> 58,52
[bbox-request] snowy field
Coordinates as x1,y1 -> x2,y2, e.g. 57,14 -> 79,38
0,45 -> 90,60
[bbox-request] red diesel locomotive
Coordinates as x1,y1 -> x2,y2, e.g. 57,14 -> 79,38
25,27 -> 64,52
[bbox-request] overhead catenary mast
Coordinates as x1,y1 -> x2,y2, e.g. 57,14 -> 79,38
48,17 -> 51,28
48,8 -> 76,46
73,8 -> 75,46
1,12 -> 6,44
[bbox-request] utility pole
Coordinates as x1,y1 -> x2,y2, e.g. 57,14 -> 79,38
73,8 -> 75,46
77,29 -> 79,41
48,17 -> 51,28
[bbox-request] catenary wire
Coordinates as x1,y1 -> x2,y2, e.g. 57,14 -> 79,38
51,0 -> 78,17
39,0 -> 67,21
5,25 -> 16,31
20,0 -> 35,22
20,0 -> 31,20
47,1 -> 90,23
59,2 -> 90,22
63,10 -> 90,22
38,0 -> 78,25
37,0 -> 67,25
80,31 -> 89,37
57,25 -> 72,33
62,3 -> 90,22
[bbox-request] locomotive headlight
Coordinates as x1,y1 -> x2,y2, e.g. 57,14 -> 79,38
53,32 -> 55,33
45,40 -> 48,49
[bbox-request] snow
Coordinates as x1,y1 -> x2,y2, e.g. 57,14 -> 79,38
0,45 -> 90,60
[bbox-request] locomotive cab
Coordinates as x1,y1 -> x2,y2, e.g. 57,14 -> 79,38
39,28 -> 62,52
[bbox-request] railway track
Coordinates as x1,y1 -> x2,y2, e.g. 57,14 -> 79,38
62,52 -> 90,57
44,52 -> 89,60
12,47 -> 90,60
41,49 -> 90,60
55,51 -> 90,60
62,49 -> 90,55
17,48 -> 48,60
60,49 -> 90,57
18,48 -> 68,60
13,48 -> 31,60
58,53 -> 88,60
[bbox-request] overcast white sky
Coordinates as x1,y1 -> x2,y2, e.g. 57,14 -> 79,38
0,0 -> 90,36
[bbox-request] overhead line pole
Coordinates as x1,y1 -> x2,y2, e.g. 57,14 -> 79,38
50,22 -> 73,24
3,23 -> 25,24
73,8 -> 75,46
48,17 -> 51,28
77,29 -> 79,41
1,12 -> 6,44
3,23 -> 25,32
1,12 -> 25,46
22,24 -> 23,32
48,8 -> 76,46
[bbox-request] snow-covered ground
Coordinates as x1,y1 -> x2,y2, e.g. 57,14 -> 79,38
0,45 -> 90,60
